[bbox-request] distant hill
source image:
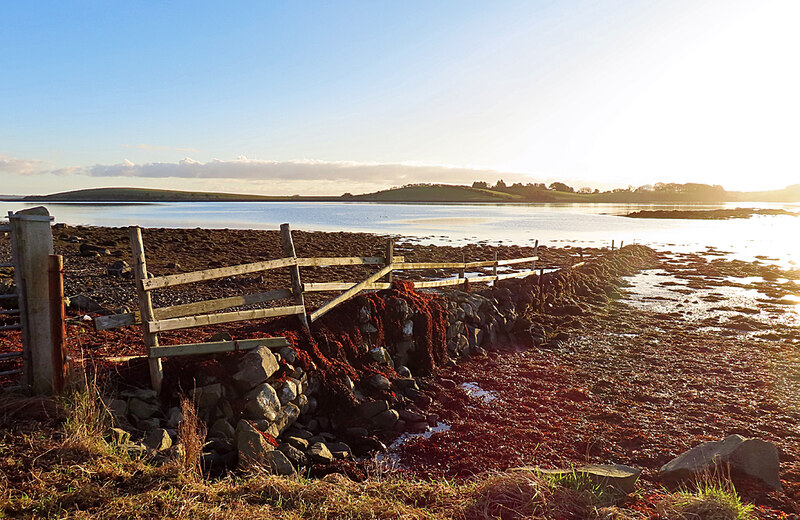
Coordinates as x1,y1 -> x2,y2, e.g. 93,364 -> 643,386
20,187 -> 305,202
353,185 -> 524,202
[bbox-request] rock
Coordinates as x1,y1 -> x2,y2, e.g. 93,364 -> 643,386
523,464 -> 642,494
399,409 -> 426,422
388,297 -> 412,321
68,294 -> 107,313
308,442 -> 334,464
368,374 -> 392,391
107,399 -> 127,418
165,407 -> 182,429
351,436 -> 387,456
394,377 -> 418,391
192,384 -> 224,410
371,409 -> 400,430
210,331 -> 233,342
109,427 -> 130,445
279,346 -> 298,365
660,434 -> 782,490
368,347 -> 392,365
232,346 -> 280,392
284,427 -> 314,439
277,380 -> 299,405
128,398 -> 160,420
402,320 -> 414,338
244,383 -> 281,421
235,420 -> 275,469
143,428 -> 173,451
137,418 -> 161,431
345,427 -> 369,438
396,366 -> 412,378
262,450 -> 296,475
326,442 -> 353,460
272,403 -> 301,435
356,400 -> 389,419
285,436 -> 310,451
79,243 -> 110,257
278,442 -> 310,466
209,418 -> 235,439
107,260 -> 131,278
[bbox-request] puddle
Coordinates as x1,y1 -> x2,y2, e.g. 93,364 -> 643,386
376,422 -> 452,463
461,382 -> 499,402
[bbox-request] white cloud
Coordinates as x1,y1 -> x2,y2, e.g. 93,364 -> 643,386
48,157 -> 536,186
122,143 -> 199,153
0,154 -> 46,175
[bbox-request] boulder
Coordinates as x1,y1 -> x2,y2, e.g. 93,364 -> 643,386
209,418 -> 235,439
128,398 -> 159,420
368,347 -> 392,365
107,260 -> 132,278
79,243 -> 110,257
272,403 -> 301,435
326,442 -> 353,460
109,427 -> 130,445
244,383 -> 281,421
235,420 -> 274,469
279,346 -> 298,365
165,407 -> 183,429
277,380 -> 299,405
660,434 -> 782,490
143,428 -> 173,451
262,450 -> 296,476
192,383 -> 224,410
285,436 -> 310,451
278,442 -> 310,466
356,399 -> 389,419
68,294 -> 107,313
368,374 -> 391,391
371,409 -> 400,430
308,442 -> 334,464
232,347 -> 280,392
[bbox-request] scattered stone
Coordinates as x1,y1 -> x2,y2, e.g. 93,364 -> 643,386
107,260 -> 131,277
68,294 -> 107,313
326,442 -> 353,459
285,436 -> 310,451
235,420 -> 275,469
368,374 -> 391,391
143,428 -> 173,451
79,243 -> 110,257
278,442 -> 310,466
660,434 -> 782,490
308,442 -> 334,464
109,427 -> 130,445
128,398 -> 160,420
357,399 -> 389,419
209,418 -> 235,439
192,384 -> 224,410
399,409 -> 426,423
368,347 -> 392,365
396,366 -> 412,378
284,427 -> 314,439
165,407 -> 182,429
263,450 -> 296,475
371,409 -> 400,430
244,383 -> 281,421
210,331 -> 233,342
232,346 -> 280,392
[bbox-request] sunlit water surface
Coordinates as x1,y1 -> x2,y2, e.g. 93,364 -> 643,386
2,201 -> 799,268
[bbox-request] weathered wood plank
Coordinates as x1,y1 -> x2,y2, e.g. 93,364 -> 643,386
411,278 -> 467,289
149,337 -> 289,358
0,309 -> 20,316
296,255 -> 403,267
496,256 -> 538,266
309,264 -> 394,322
157,288 -> 292,319
281,224 -> 309,331
146,305 -> 306,333
392,262 -> 465,270
0,324 -> 22,331
0,263 -> 13,268
129,226 -> 163,393
0,294 -> 18,300
142,256 -> 298,290
0,225 -> 11,232
303,281 -> 392,292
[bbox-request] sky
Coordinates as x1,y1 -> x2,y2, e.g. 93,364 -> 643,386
1,0 -> 798,196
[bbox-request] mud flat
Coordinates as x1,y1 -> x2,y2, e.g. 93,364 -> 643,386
625,207 -> 799,219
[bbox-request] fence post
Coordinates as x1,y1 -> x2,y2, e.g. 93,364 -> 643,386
129,227 -> 163,393
385,239 -> 394,284
9,207 -> 57,394
611,240 -> 615,251
280,223 -> 309,331
459,253 -> 466,285
48,255 -> 66,393
532,240 -> 538,270
492,251 -> 498,286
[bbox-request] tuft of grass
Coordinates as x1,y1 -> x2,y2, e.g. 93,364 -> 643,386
60,374 -> 111,453
176,394 -> 207,481
658,478 -> 756,520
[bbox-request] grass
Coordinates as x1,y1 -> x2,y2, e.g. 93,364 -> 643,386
0,382 -> 762,520
657,477 -> 756,520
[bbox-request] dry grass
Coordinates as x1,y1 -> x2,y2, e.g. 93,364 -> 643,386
656,477 -> 756,520
176,394 -> 207,481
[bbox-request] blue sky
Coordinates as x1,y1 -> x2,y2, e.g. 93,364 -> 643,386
2,1 -> 798,195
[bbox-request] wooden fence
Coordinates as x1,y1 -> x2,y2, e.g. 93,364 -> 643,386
95,224 -> 539,392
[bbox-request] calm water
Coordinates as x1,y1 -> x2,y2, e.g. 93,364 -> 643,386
2,201 -> 799,268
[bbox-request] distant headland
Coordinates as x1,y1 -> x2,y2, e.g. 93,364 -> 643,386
4,181 -> 800,204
